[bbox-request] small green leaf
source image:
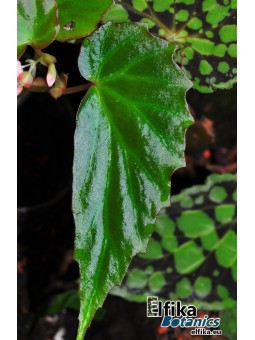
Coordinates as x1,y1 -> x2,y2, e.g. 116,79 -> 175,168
213,44 -> 227,57
202,0 -> 217,12
213,270 -> 220,277
209,186 -> 228,202
140,18 -> 156,29
188,18 -> 203,30
219,25 -> 237,43
126,269 -> 148,289
199,60 -> 213,75
17,0 -> 58,57
200,230 -> 219,250
145,265 -> 154,274
162,235 -> 178,252
206,5 -> 229,26
56,0 -> 113,41
102,4 -> 130,23
155,215 -> 175,237
215,230 -> 237,267
148,272 -> 166,292
74,22 -> 192,338
218,61 -> 230,74
194,276 -> 212,298
195,195 -> 204,205
139,239 -> 163,259
205,31 -> 214,38
180,195 -> 194,208
132,0 -> 148,11
174,241 -> 205,274
183,47 -> 194,60
187,38 -> 215,55
215,204 -> 235,224
177,210 -> 214,238
153,0 -> 174,12
228,44 -> 237,58
217,285 -> 229,299
176,278 -> 193,298
176,10 -> 190,22
231,0 -> 237,8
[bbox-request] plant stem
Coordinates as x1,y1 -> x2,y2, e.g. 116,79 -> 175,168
33,47 -> 44,57
122,1 -> 156,22
26,83 -> 91,95
62,83 -> 91,95
122,1 -> 177,42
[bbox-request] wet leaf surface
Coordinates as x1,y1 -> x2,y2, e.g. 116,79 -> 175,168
73,22 -> 192,338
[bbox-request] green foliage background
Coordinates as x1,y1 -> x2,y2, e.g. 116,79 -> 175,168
103,0 -> 237,93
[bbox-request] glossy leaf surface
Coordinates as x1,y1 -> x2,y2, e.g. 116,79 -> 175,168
73,22 -> 192,339
17,0 -> 58,57
17,0 -> 113,57
56,0 -> 113,41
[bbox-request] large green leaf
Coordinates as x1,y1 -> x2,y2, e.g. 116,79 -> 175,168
73,22 -> 192,339
17,0 -> 58,57
109,0 -> 237,93
17,0 -> 113,57
56,0 -> 113,41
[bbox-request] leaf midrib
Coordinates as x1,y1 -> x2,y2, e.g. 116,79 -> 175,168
101,85 -> 170,151
96,87 -> 161,189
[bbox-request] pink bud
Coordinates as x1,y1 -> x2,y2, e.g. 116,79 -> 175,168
17,60 -> 23,77
46,63 -> 57,87
17,85 -> 23,96
18,71 -> 33,88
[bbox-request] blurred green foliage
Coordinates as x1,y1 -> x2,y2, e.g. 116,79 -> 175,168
110,173 -> 237,336
103,0 -> 237,93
